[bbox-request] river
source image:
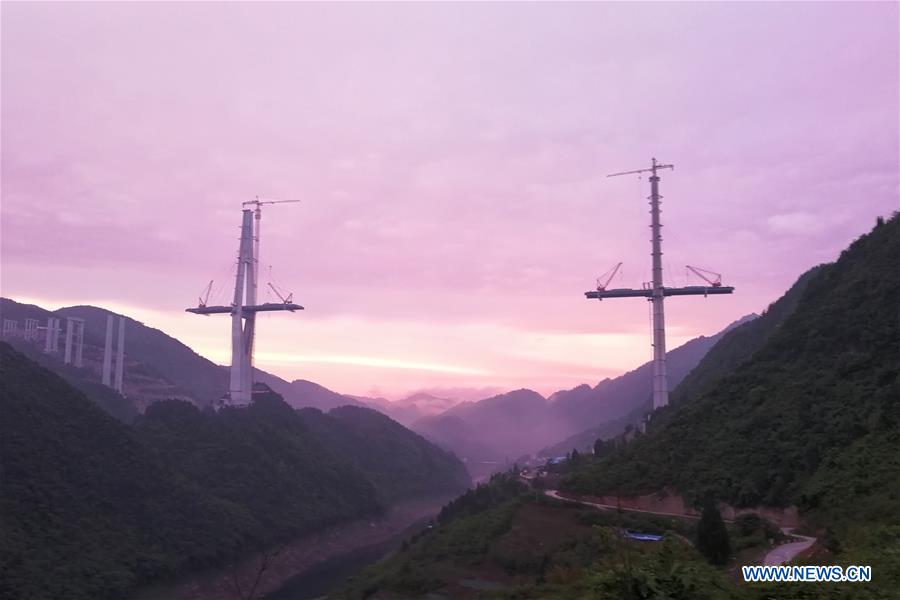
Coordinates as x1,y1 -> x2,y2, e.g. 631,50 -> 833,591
266,516 -> 430,599
132,494 -> 455,600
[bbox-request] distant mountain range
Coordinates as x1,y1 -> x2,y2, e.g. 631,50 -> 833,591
410,315 -> 756,463
360,391 -> 461,426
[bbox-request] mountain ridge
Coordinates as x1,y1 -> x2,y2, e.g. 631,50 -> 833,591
0,341 -> 471,599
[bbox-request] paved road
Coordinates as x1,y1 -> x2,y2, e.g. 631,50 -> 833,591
544,488 -> 818,563
764,529 -> 816,566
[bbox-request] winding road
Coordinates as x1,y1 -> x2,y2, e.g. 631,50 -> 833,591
543,488 -> 816,565
763,529 -> 816,565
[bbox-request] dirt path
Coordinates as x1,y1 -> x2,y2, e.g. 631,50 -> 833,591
131,493 -> 456,600
544,489 -> 708,521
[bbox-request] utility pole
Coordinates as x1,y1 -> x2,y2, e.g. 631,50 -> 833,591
187,199 -> 303,407
586,158 -> 734,411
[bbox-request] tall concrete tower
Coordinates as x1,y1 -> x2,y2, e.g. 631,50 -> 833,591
187,201 -> 303,407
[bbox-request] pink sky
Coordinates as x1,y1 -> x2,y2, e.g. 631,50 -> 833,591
2,2 -> 898,399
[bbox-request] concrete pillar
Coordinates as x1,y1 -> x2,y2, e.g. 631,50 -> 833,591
2,319 -> 16,337
229,209 -> 254,406
114,317 -> 125,393
44,318 -> 54,352
102,315 -> 114,386
64,318 -> 75,364
24,318 -> 38,340
74,320 -> 85,368
51,318 -> 60,351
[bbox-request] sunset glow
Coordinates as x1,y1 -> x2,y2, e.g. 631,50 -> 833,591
3,2 -> 897,398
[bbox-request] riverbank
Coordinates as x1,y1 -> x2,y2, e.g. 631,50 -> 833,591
132,493 -> 457,600
266,514 -> 431,599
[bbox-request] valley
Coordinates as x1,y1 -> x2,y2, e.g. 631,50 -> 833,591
2,216 -> 898,600
3,4 -> 897,599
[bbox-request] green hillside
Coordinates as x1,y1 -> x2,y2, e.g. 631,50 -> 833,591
299,405 -> 472,504
563,215 -> 899,506
669,265 -> 823,407
562,215 -> 900,596
336,212 -> 900,600
335,473 -> 742,600
0,344 -> 471,600
0,342 -> 250,599
134,392 -> 381,541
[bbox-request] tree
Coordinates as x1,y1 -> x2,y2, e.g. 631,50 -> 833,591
571,448 -> 581,464
696,499 -> 731,565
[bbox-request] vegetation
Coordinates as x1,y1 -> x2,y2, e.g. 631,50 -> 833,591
1,343 -> 246,599
4,338 -> 139,423
336,473 -> 743,599
696,500 -> 731,566
298,404 -> 471,504
559,215 -> 900,598
134,392 -> 381,542
0,345 -> 470,600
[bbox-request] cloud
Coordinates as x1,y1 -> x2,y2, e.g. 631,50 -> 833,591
766,212 -> 829,236
2,1 -> 897,396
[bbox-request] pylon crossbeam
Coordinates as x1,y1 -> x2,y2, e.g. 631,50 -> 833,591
585,286 -> 734,300
186,303 -> 303,315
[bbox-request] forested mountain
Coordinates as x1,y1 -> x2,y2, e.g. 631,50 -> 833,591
562,215 -> 900,595
297,404 -> 472,504
0,343 -> 470,600
669,266 -> 823,407
1,342 -> 253,599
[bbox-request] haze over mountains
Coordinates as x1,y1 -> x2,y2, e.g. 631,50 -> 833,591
411,315 -> 756,463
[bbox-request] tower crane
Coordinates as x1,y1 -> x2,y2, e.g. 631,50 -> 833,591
685,265 -> 723,287
268,282 -> 294,305
242,197 -> 302,209
198,280 -> 214,308
596,262 -> 623,293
